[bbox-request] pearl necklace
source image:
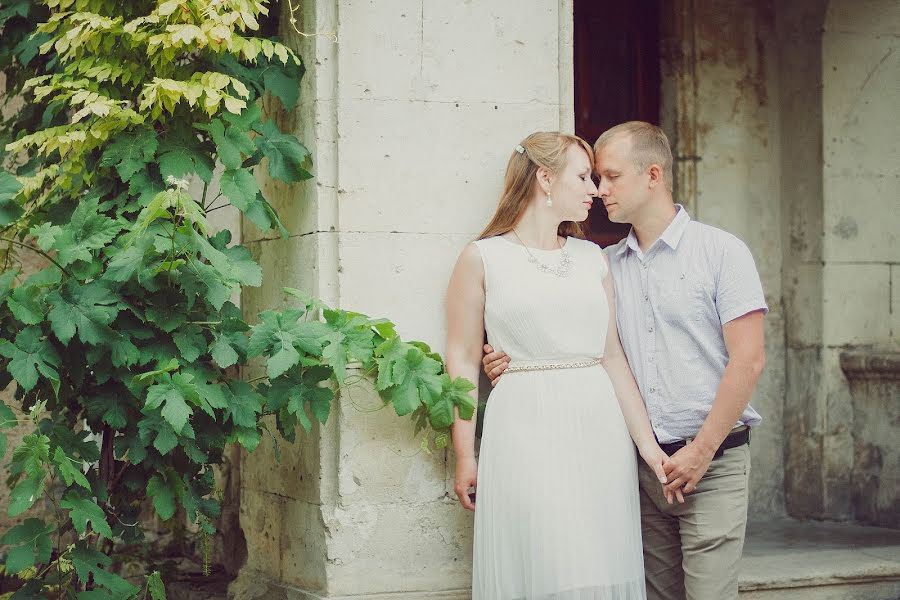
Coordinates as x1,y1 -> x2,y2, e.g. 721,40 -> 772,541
511,229 -> 573,277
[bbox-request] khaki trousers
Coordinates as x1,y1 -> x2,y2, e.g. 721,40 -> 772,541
637,444 -> 751,600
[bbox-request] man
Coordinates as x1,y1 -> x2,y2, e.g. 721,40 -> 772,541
482,121 -> 767,599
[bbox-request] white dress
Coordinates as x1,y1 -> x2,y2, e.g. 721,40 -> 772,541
471,235 -> 645,600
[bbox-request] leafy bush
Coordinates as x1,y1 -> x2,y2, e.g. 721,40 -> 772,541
0,1 -> 474,597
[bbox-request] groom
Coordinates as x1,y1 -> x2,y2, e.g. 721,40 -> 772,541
482,122 -> 767,600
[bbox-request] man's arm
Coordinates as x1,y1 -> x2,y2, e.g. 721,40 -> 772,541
663,310 -> 766,494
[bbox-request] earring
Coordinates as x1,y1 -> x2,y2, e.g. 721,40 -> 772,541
545,193 -> 553,207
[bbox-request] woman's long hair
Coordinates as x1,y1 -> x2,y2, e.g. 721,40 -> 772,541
478,132 -> 593,240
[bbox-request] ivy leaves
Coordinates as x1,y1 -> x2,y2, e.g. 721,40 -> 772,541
0,327 -> 60,393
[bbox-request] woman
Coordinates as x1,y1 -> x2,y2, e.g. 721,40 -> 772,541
445,132 -> 669,599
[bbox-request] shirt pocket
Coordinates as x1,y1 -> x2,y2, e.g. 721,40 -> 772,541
655,271 -> 707,324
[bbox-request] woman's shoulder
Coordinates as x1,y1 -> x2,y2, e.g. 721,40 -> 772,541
565,236 -> 604,256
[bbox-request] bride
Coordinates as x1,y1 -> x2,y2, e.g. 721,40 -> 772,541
444,131 -> 669,599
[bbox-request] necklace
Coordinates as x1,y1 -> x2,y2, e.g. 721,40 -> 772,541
511,229 -> 573,277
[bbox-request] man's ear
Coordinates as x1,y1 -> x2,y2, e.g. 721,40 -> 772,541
648,164 -> 664,189
536,166 -> 553,194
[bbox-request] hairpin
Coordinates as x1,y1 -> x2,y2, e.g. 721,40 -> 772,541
515,144 -> 525,154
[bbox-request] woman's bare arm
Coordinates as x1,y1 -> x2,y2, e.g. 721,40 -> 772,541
446,242 -> 486,510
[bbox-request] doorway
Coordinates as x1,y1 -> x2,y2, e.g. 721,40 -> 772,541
574,0 -> 661,247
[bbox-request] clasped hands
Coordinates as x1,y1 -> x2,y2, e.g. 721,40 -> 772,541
482,345 -> 713,504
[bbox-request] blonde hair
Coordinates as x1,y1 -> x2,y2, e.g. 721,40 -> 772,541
594,121 -> 673,192
478,132 -> 593,240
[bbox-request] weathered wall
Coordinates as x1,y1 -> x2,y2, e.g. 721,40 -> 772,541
779,0 -> 831,521
234,1 -> 573,598
661,0 -> 786,518
783,0 -> 899,522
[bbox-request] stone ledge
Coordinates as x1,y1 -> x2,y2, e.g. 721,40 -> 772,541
739,518 -> 900,598
840,351 -> 900,380
228,572 -> 469,600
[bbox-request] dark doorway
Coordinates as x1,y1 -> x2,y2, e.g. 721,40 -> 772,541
574,0 -> 661,247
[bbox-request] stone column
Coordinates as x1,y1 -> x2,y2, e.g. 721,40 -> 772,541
232,1 -> 574,598
783,0 -> 899,520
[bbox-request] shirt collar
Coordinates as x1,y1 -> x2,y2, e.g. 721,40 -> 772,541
616,204 -> 691,256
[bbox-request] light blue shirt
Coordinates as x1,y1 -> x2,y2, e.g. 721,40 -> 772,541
605,206 -> 767,444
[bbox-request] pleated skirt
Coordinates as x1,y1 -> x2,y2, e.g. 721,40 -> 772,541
472,365 -> 646,600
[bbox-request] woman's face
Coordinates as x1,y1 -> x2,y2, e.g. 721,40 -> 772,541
548,145 -> 598,223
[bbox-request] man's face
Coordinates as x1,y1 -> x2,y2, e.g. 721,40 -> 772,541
594,136 -> 648,225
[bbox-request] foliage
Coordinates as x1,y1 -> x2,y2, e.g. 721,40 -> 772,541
0,0 -> 475,597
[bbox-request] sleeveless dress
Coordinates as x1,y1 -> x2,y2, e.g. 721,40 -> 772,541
471,235 -> 645,600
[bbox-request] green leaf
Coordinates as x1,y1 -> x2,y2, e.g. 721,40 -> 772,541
1,518 -> 53,575
152,425 -> 178,455
52,447 -> 91,491
0,400 -> 16,428
146,474 -> 176,520
144,373 -> 195,432
53,198 -> 125,266
158,136 -> 214,183
8,475 -> 45,517
173,325 -> 206,362
0,172 -> 23,226
439,374 -> 476,422
11,433 -> 50,479
377,344 -> 443,416
100,130 -> 158,182
60,494 -> 113,539
263,67 -> 300,111
219,168 -> 259,211
209,333 -> 240,368
209,120 -> 255,169
47,281 -> 119,346
72,543 -> 140,597
6,285 -> 45,324
321,331 -> 347,384
102,402 -> 128,429
223,381 -> 263,428
104,236 -> 153,282
30,223 -> 61,251
255,120 -> 312,182
147,571 -> 167,600
0,327 -> 60,392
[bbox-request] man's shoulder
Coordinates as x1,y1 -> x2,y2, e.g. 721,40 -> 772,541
603,238 -> 628,261
688,220 -> 749,253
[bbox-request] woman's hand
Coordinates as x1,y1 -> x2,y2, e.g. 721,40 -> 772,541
454,456 -> 478,511
639,443 -> 685,504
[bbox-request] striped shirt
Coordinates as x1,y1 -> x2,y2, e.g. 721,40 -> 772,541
605,206 -> 767,444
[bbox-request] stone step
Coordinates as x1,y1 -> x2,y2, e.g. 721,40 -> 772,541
739,518 -> 900,600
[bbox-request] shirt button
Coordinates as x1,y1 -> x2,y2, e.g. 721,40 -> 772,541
642,264 -> 648,269
648,326 -> 654,332
649,355 -> 655,362
650,387 -> 656,393
644,294 -> 649,300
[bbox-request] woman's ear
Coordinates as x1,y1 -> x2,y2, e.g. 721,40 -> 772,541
536,166 -> 553,194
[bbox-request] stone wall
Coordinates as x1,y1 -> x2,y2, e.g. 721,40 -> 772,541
840,351 -> 900,528
783,0 -> 900,521
233,1 -> 573,597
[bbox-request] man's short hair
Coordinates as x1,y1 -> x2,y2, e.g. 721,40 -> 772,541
594,121 -> 673,191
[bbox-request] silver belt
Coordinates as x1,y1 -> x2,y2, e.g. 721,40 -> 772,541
504,357 -> 603,374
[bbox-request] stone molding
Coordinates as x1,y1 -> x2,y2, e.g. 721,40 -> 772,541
840,351 -> 900,381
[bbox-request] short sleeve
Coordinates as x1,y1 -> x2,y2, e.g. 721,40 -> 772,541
715,236 -> 768,325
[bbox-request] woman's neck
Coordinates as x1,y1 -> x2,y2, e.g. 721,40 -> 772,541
511,207 -> 563,250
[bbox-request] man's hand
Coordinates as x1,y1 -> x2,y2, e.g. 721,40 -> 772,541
482,344 -> 510,386
663,441 -> 714,497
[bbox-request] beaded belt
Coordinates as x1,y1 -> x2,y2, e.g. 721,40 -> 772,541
504,357 -> 603,374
